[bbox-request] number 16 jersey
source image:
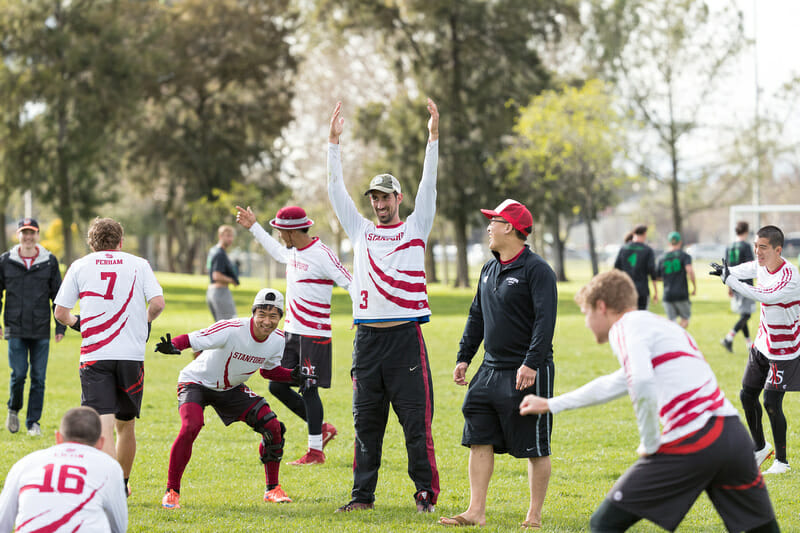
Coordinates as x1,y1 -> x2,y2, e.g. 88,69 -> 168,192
55,250 -> 164,362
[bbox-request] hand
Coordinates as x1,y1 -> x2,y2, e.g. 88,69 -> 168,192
453,362 -> 469,386
519,394 -> 550,415
709,258 -> 730,283
329,101 -> 344,143
154,333 -> 181,355
290,365 -> 318,388
515,364 -> 537,391
69,315 -> 81,332
235,205 -> 257,229
427,98 -> 439,141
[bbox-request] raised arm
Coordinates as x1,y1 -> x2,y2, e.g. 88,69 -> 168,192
327,101 -> 367,238
408,98 -> 440,237
236,206 -> 290,264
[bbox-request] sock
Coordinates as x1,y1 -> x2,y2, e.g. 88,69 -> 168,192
725,331 -> 735,341
267,483 -> 278,491
746,338 -> 753,348
309,434 -> 323,451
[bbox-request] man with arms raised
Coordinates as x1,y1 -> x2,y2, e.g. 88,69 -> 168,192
0,406 -> 127,533
327,98 -> 440,513
236,204 -> 351,464
521,269 -> 778,533
54,217 -> 165,496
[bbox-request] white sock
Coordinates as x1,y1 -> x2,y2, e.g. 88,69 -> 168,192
725,331 -> 735,342
309,434 -> 323,451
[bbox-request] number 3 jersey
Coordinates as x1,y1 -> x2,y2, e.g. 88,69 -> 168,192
55,250 -> 163,363
327,140 -> 438,321
0,442 -> 127,533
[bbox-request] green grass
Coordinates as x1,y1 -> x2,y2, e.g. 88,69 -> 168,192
1,264 -> 798,532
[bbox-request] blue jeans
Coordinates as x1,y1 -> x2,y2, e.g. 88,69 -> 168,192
7,337 -> 50,429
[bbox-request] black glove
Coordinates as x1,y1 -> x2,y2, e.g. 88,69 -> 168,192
290,365 -> 318,387
154,333 -> 181,355
146,322 -> 152,342
69,315 -> 81,332
709,258 -> 730,283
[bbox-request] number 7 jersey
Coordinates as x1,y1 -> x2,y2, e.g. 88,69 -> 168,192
55,250 -> 164,362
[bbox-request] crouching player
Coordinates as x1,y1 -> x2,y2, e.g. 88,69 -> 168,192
520,270 -> 779,533
157,288 -> 310,509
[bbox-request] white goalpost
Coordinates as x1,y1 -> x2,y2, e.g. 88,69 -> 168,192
729,205 -> 800,238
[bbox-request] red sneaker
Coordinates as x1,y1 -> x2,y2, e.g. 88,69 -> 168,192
322,422 -> 337,448
264,485 -> 292,503
289,448 -> 325,465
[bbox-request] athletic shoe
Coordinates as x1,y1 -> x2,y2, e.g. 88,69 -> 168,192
161,489 -> 181,509
720,338 -> 733,353
289,448 -> 325,465
322,422 -> 337,448
127,483 -> 132,498
27,423 -> 41,437
755,443 -> 774,468
415,490 -> 435,513
5,410 -> 19,433
264,485 -> 292,503
764,460 -> 790,474
335,500 -> 374,512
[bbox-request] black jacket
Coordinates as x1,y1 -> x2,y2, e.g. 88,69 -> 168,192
457,246 -> 557,370
0,244 -> 66,339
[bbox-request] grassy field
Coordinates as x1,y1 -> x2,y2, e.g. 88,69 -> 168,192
0,263 -> 798,532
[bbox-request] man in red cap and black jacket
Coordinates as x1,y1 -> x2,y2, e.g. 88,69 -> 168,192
442,199 -> 557,529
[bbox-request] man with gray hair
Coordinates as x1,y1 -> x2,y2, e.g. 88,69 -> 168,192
0,406 -> 128,532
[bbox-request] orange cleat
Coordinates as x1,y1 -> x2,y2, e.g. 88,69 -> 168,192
264,485 -> 292,503
289,448 -> 325,465
161,489 -> 181,510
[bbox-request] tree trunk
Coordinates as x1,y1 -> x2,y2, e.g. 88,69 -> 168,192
425,238 -> 438,284
453,211 -> 470,288
550,213 -> 567,282
585,194 -> 599,275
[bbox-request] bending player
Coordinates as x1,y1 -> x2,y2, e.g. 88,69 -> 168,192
520,270 -> 778,533
157,289 -> 312,509
236,205 -> 351,464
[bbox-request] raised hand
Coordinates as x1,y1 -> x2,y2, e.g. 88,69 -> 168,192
155,333 -> 181,355
235,205 -> 257,229
329,101 -> 344,144
427,98 -> 439,141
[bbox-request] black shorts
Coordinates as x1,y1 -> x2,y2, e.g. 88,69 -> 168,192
742,346 -> 800,392
606,416 -> 774,532
177,382 -> 265,426
461,361 -> 554,458
281,332 -> 332,388
79,360 -> 144,421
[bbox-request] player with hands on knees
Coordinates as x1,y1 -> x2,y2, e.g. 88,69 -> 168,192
159,288 -> 303,510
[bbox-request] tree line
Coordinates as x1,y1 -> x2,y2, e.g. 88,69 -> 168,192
3,0 -> 791,284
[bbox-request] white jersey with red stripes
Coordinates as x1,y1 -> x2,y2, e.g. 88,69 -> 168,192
328,140 -> 438,320
727,259 -> 800,360
248,224 -> 351,336
548,311 -> 737,455
54,250 -> 163,362
0,442 -> 127,533
178,317 -> 284,391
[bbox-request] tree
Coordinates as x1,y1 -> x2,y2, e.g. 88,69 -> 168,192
125,0 -> 298,272
496,80 -> 633,280
0,0 -> 149,263
583,0 -> 745,234
316,0 -> 580,286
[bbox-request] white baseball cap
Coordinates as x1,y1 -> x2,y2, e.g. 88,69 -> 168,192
364,173 -> 401,195
252,288 -> 284,314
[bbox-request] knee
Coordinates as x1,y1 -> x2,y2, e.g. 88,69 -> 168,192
269,381 -> 290,395
589,499 -> 638,533
740,387 -> 760,408
763,395 -> 782,418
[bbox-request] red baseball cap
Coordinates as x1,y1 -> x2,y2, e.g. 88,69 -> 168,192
480,199 -> 533,236
269,206 -> 314,230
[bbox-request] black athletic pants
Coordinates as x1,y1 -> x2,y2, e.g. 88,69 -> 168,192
350,322 -> 439,504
